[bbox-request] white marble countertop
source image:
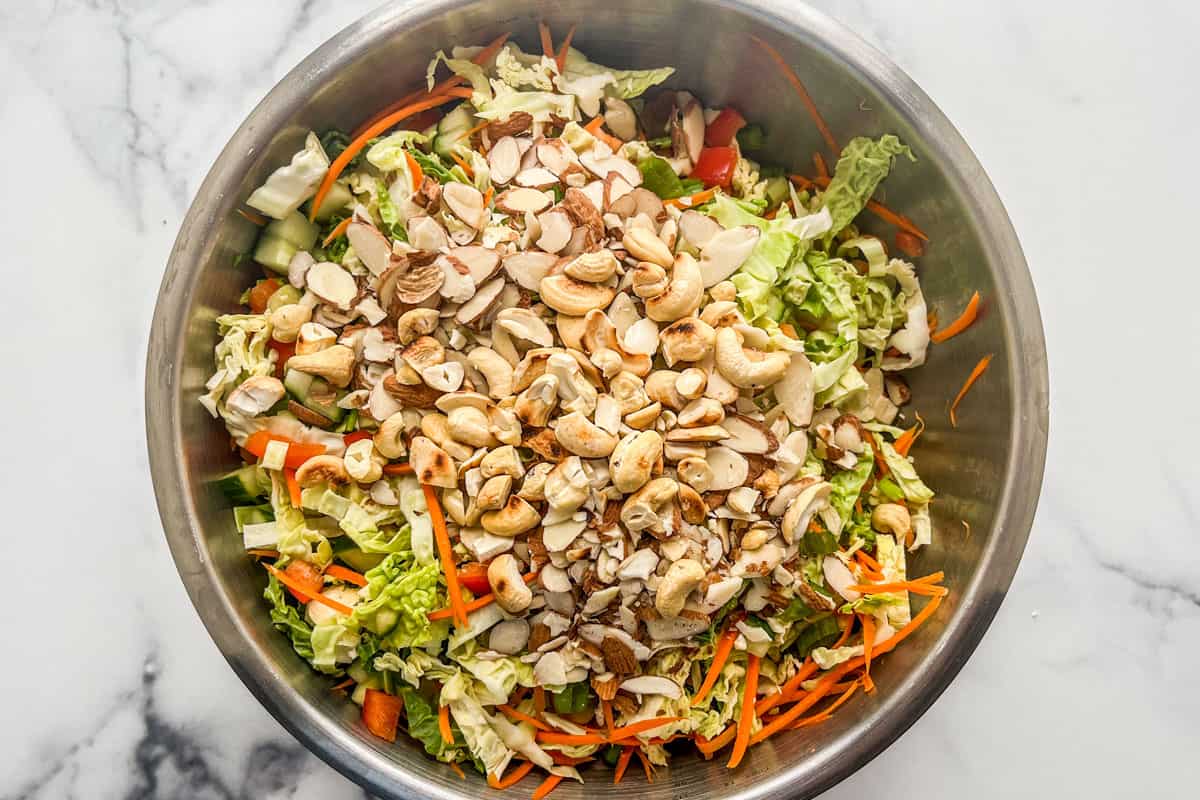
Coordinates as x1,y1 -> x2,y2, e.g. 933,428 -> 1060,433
3,0 -> 1198,797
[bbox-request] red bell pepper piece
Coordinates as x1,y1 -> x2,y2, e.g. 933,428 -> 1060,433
456,563 -> 492,596
690,146 -> 738,189
705,108 -> 746,147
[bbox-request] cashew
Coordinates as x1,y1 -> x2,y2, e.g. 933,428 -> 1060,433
590,348 -> 623,378
699,300 -> 742,328
624,401 -> 662,429
545,457 -> 590,511
620,477 -> 677,532
645,253 -> 704,322
409,436 -> 457,488
781,481 -> 833,544
871,503 -> 912,540
548,353 -> 597,415
294,454 -> 349,487
515,374 -> 559,426
654,558 -> 705,618
373,412 -> 408,459
468,347 -> 515,399
481,496 -> 541,536
517,461 -> 554,501
268,304 -> 312,343
539,274 -> 617,316
564,249 -> 618,283
709,281 -> 737,302
677,456 -> 713,492
659,316 -> 716,366
645,370 -> 686,411
609,430 -> 664,493
675,368 -> 707,400
630,262 -> 670,299
609,371 -> 650,415
555,314 -> 588,351
487,554 -> 533,613
396,308 -> 440,344
287,344 -> 356,387
481,445 -> 525,480
677,397 -> 725,427
488,405 -> 523,446
400,336 -> 445,373
447,406 -> 497,448
343,438 -> 383,483
476,474 -> 514,511
421,361 -> 464,393
622,227 -> 674,268
420,413 -> 474,461
554,411 -> 618,458
714,327 -> 790,388
435,392 -> 493,414
295,322 -> 337,355
225,376 -> 284,417
677,484 -> 707,523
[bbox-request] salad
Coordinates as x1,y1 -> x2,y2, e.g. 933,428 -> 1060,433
203,24 -> 984,796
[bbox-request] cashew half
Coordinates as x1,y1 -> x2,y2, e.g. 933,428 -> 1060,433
620,477 -> 678,532
225,376 -> 284,417
871,503 -> 912,541
481,496 -> 541,536
714,327 -> 790,388
294,454 -> 349,487
409,436 -> 457,488
659,316 -> 716,366
480,445 -> 525,480
622,227 -> 674,268
554,411 -> 618,458
539,274 -> 618,316
609,430 -> 664,493
487,554 -> 533,613
396,308 -> 440,344
268,304 -> 311,343
287,344 -> 356,388
644,370 -> 686,411
654,558 -> 706,618
645,253 -> 704,322
447,406 -> 497,448
373,412 -> 408,459
468,347 -> 515,400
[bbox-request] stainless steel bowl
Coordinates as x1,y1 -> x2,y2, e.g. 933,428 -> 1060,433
145,1 -> 1049,797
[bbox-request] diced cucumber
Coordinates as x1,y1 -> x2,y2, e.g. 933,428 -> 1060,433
233,504 -> 274,532
242,521 -> 281,550
283,368 -> 314,398
765,176 -> 790,207
337,547 -> 385,573
267,283 -> 303,311
253,234 -> 297,275
284,369 -> 344,423
266,210 -> 319,250
312,181 -> 353,221
433,105 -> 474,158
215,465 -> 268,504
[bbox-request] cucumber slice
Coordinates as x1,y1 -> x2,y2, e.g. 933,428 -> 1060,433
338,547 -> 386,573
267,283 -> 302,311
233,504 -> 274,532
215,465 -> 268,504
253,234 -> 297,275
312,182 -> 353,222
764,176 -> 789,207
284,369 -> 345,423
266,210 -> 319,250
433,105 -> 474,158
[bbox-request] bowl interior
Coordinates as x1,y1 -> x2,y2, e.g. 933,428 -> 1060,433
146,1 -> 1048,798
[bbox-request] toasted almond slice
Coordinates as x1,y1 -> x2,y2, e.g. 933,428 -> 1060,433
408,215 -> 449,251
443,182 -> 486,229
678,209 -> 722,250
346,222 -> 394,276
435,255 -> 476,303
579,180 -> 606,213
514,167 -> 559,189
603,173 -> 635,212
700,225 -> 760,287
487,136 -> 521,185
447,245 -> 501,285
502,251 -> 558,291
580,150 -> 641,187
536,209 -> 573,254
306,262 -> 357,310
706,445 -> 749,491
495,187 -> 551,216
665,424 -> 730,443
456,276 -> 505,328
720,415 -> 773,454
535,138 -> 579,176
680,95 -> 705,164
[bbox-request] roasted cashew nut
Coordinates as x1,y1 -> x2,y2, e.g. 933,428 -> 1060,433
645,253 -> 704,323
714,327 -> 790,388
294,454 -> 349,487
620,477 -> 678,532
481,496 -> 541,536
871,503 -> 912,541
654,558 -> 705,618
609,430 -> 664,493
487,554 -> 533,613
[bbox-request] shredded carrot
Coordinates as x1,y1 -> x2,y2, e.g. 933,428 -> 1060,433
246,549 -> 280,559
532,774 -> 563,800
483,186 -> 494,207
538,21 -> 555,58
488,760 -> 534,789
459,119 -> 491,143
450,151 -> 474,179
855,549 -> 884,572
861,614 -> 877,690
789,680 -> 861,729
895,229 -> 925,258
949,354 -> 993,428
583,115 -> 623,151
284,469 -> 302,508
264,564 -> 353,615
932,291 -> 982,344
237,207 -> 269,226
309,93 -> 464,222
330,677 -> 355,691
325,564 -> 368,587
613,747 -> 634,784
427,573 -> 538,620
788,174 -> 815,190
756,658 -> 818,715
696,725 -> 737,757
499,704 -> 553,732
752,35 -> 838,156
832,615 -> 855,649
727,654 -> 760,768
422,483 -> 469,628
636,749 -> 655,783
536,731 -> 607,746
813,152 -> 829,180
893,414 -> 925,457
555,24 -> 576,73
788,173 -> 927,240
752,593 -> 944,743
608,717 -> 683,742
601,698 -> 615,737
404,150 -> 425,194
382,462 -> 413,475
847,580 -> 948,597
322,216 -> 352,247
438,703 -> 454,744
533,686 -> 546,715
664,187 -> 717,209
447,762 -> 465,780
913,570 -> 946,585
693,625 -> 739,706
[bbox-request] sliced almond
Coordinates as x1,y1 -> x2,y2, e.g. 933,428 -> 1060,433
580,150 -> 641,187
487,136 -> 521,185
407,215 -> 449,251
345,222 -> 394,276
580,180 -> 606,213
721,415 -> 774,454
536,209 -> 573,254
435,255 -> 476,303
632,188 -> 666,222
535,138 -> 579,176
390,262 -> 444,305
305,262 -> 357,310
442,182 -> 486,229
680,96 -> 705,164
665,424 -> 730,443
700,225 -> 760,287
447,245 -> 501,285
495,187 -> 551,215
502,251 -> 558,291
706,445 -> 750,491
514,167 -> 560,189
455,276 -> 505,328
678,209 -> 722,250
603,173 -> 635,212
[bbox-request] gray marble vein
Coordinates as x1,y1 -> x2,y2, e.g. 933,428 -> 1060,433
3,0 -> 1199,797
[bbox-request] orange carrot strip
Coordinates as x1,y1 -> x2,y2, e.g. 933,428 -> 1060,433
450,151 -> 474,178
483,186 -> 494,207
459,119 -> 491,143
536,731 -> 608,746
246,549 -> 280,559
832,615 -> 855,649
264,564 -> 353,615
325,564 -> 368,587
727,654 -> 761,768
533,687 -> 546,715
789,680 -> 861,729
310,93 -> 464,221
404,150 -> 425,194
692,625 -> 739,706
846,580 -> 948,597
448,762 -> 465,780
932,291 -> 982,344
608,716 -> 683,741
322,216 -> 352,247
427,573 -> 537,620
488,760 -> 534,789
538,21 -> 555,58
499,704 -> 553,732
855,549 -> 884,572
382,462 -> 413,475
861,614 -> 876,690
438,703 -> 454,744
423,483 -> 469,628
636,749 -> 655,783
752,35 -> 838,156
893,415 -> 925,457
752,594 -> 944,743
554,25 -> 576,73
583,116 -> 623,151
788,173 -> 927,240
613,747 -> 634,784
237,208 -> 269,226
695,725 -> 737,757
664,187 -> 716,209
913,570 -> 946,584
813,152 -> 829,180
532,774 -> 563,800
284,469 -> 302,508
950,354 -> 993,428
756,658 -> 818,715
330,677 -> 355,691
551,754 -> 593,766
601,699 -> 615,737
